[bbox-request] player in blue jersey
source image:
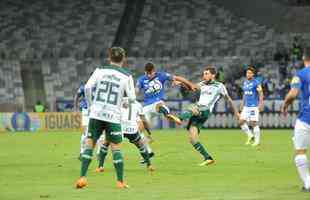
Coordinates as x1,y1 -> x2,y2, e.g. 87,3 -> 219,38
282,47 -> 310,192
239,66 -> 264,146
136,62 -> 197,126
74,82 -> 89,156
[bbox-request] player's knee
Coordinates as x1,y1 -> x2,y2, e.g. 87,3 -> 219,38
296,149 -> 307,155
111,143 -> 121,150
85,138 -> 94,149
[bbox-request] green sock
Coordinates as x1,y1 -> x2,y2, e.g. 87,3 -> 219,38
98,144 -> 108,168
138,145 -> 151,166
112,150 -> 124,182
179,110 -> 194,120
158,105 -> 169,116
193,142 -> 212,160
80,149 -> 93,177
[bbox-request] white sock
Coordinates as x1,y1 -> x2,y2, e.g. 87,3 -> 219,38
253,125 -> 261,144
295,154 -> 310,189
80,127 -> 88,154
241,123 -> 253,137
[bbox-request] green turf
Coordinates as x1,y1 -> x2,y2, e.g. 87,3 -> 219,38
0,129 -> 309,200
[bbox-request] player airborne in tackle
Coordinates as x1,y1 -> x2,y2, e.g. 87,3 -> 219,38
75,47 -> 135,189
136,62 -> 197,127
177,66 -> 240,166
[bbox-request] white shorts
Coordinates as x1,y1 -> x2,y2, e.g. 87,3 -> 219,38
240,106 -> 259,122
293,119 -> 310,150
81,108 -> 89,126
142,100 -> 170,123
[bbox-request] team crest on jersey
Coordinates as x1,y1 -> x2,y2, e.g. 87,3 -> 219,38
145,79 -> 162,94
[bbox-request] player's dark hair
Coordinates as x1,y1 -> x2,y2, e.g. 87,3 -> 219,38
108,47 -> 126,63
145,62 -> 155,73
247,66 -> 256,74
204,66 -> 217,75
303,47 -> 310,61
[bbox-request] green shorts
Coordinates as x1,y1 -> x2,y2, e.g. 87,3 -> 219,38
87,118 -> 122,144
186,110 -> 210,133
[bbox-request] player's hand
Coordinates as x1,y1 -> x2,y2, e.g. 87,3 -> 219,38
280,104 -> 288,117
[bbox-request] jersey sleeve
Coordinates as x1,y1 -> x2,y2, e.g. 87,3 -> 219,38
160,71 -> 173,82
125,75 -> 136,102
290,75 -> 302,89
85,68 -> 100,105
220,83 -> 229,96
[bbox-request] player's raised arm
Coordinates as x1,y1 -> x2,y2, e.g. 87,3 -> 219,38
281,76 -> 300,114
173,75 -> 198,91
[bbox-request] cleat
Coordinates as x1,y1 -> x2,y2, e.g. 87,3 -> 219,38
147,165 -> 155,172
116,181 -> 129,189
140,152 -> 155,164
301,186 -> 310,192
251,141 -> 260,147
245,136 -> 254,145
75,177 -> 87,189
199,159 -> 215,166
95,167 -> 105,173
166,114 -> 182,125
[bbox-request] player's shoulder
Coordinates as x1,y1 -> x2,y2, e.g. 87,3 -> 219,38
157,71 -> 172,78
100,64 -> 132,77
297,67 -> 310,78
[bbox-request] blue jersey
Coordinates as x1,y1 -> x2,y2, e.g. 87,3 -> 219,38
77,83 -> 88,110
137,71 -> 173,105
242,79 -> 261,107
291,67 -> 310,124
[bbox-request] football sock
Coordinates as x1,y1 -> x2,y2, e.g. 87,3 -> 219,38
158,105 -> 169,116
253,125 -> 261,143
112,150 -> 124,182
241,123 -> 253,137
138,145 -> 151,166
80,148 -> 93,177
97,144 -> 108,168
295,154 -> 310,189
80,130 -> 88,154
193,142 -> 212,160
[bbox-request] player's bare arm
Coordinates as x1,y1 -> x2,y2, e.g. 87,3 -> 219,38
224,94 -> 240,120
281,88 -> 299,114
257,85 -> 264,112
173,75 -> 198,91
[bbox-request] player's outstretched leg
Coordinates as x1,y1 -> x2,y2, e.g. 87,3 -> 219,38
76,138 -> 94,189
156,103 -> 181,125
139,133 -> 155,164
189,126 -> 214,166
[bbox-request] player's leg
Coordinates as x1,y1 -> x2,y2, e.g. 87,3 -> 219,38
251,121 -> 260,146
79,111 -> 89,158
178,103 -> 200,121
106,123 -> 128,188
156,102 -> 181,125
125,133 -> 154,171
137,120 -> 155,159
76,118 -> 104,189
239,107 -> 254,145
293,120 -> 310,191
187,111 -> 214,166
96,134 -> 109,172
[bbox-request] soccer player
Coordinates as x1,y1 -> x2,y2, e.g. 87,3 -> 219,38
96,99 -> 155,172
75,47 -> 135,189
281,47 -> 310,192
177,66 -> 240,166
74,82 -> 89,158
136,62 -> 197,126
239,67 -> 264,146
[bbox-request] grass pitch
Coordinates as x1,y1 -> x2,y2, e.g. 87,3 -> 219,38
0,129 -> 309,200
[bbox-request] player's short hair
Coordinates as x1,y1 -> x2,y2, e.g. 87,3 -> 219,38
303,47 -> 310,61
204,66 -> 217,75
108,47 -> 126,63
247,66 -> 256,74
145,62 -> 155,73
